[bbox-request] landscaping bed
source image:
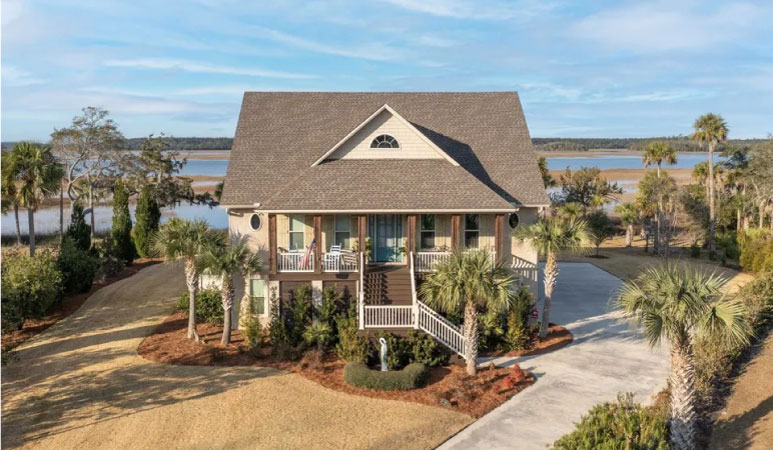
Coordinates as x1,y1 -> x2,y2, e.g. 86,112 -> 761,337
139,311 -> 540,418
2,258 -> 161,351
480,323 -> 573,358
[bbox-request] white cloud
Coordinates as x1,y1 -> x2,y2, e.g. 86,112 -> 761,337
2,65 -> 46,87
381,0 -> 555,20
102,58 -> 316,79
571,1 -> 765,53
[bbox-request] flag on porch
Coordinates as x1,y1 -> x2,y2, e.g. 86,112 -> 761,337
301,238 -> 316,269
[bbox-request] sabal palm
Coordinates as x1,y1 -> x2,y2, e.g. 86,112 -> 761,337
691,113 -> 728,253
643,140 -> 678,178
419,250 -> 515,375
199,235 -> 263,344
12,143 -> 63,255
615,202 -> 639,247
616,264 -> 749,450
514,216 -> 590,339
1,150 -> 23,245
153,218 -> 220,340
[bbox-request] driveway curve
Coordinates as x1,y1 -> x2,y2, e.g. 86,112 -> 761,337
2,263 -> 470,450
440,262 -> 669,450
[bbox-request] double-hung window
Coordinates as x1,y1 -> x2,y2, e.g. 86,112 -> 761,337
464,214 -> 480,248
420,214 -> 435,250
334,215 -> 351,249
289,215 -> 305,251
249,279 -> 266,315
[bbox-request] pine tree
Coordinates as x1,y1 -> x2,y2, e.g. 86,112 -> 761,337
66,203 -> 92,251
111,180 -> 135,264
134,185 -> 161,257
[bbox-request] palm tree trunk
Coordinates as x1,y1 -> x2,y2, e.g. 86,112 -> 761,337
184,259 -> 200,342
239,273 -> 253,331
89,184 -> 95,238
28,208 -> 36,256
625,224 -> 633,247
669,340 -> 697,450
463,300 -> 479,375
13,203 -> 22,246
541,251 -> 558,339
708,143 -> 716,253
221,277 -> 234,345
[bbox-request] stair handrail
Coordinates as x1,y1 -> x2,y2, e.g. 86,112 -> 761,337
417,301 -> 465,339
358,251 -> 365,330
409,251 -> 419,329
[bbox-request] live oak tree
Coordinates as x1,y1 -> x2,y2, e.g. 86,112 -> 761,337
419,250 -> 515,375
556,167 -> 622,210
616,264 -> 749,450
514,216 -> 590,339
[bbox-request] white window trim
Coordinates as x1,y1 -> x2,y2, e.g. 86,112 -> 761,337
249,278 -> 267,316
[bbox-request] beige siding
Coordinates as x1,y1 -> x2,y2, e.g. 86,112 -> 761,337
479,214 -> 494,250
322,215 -> 334,250
276,214 -> 289,250
327,110 -> 444,161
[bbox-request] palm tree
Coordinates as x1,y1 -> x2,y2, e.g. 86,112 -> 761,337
1,150 -> 23,246
153,218 -> 220,341
199,235 -> 263,344
12,143 -> 63,255
616,264 -> 749,450
691,113 -> 729,253
615,202 -> 639,247
419,250 -> 515,375
514,216 -> 590,339
643,140 -> 678,178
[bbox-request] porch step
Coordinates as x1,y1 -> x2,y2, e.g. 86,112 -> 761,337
363,265 -> 413,305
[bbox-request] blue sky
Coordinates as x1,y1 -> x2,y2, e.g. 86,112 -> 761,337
2,0 -> 771,141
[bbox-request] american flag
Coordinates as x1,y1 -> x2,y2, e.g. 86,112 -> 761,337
301,238 -> 316,269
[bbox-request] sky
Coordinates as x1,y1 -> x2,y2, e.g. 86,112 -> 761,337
2,0 -> 772,141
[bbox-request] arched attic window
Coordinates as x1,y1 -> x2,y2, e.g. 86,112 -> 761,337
370,134 -> 399,149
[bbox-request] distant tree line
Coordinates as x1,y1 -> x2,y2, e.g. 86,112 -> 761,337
2,137 -> 234,151
532,137 -> 766,152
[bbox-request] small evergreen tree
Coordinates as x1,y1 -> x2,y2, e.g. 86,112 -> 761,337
111,180 -> 135,264
134,185 -> 160,257
66,203 -> 92,251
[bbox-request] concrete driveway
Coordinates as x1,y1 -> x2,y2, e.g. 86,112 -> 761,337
1,263 -> 470,450
440,262 -> 669,450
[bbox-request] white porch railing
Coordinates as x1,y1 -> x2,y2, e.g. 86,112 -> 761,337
277,252 -> 315,272
511,255 -> 539,291
322,252 -> 358,272
416,301 -> 466,357
415,250 -> 496,273
362,305 -> 415,328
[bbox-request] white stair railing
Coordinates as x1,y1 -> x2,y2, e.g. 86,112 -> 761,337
358,251 -> 365,330
416,301 -> 466,358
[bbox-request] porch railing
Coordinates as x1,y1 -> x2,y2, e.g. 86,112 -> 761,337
511,255 -> 539,291
362,305 -> 415,328
322,252 -> 358,272
277,252 -> 315,272
415,250 -> 496,273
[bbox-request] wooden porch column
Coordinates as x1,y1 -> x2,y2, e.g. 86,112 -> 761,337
313,215 -> 322,274
494,214 -> 505,263
406,214 -> 417,255
450,214 -> 461,249
268,214 -> 277,275
357,215 -> 368,260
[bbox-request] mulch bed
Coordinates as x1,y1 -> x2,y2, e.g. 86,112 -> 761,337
480,324 -> 573,358
1,258 -> 162,351
138,312 -> 577,418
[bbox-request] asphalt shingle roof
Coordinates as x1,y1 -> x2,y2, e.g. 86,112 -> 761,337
221,92 -> 550,210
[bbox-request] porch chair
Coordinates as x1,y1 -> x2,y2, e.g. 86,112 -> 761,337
324,245 -> 342,271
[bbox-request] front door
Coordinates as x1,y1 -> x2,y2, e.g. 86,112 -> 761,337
369,214 -> 402,262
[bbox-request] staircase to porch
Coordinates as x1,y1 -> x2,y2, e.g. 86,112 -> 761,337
358,253 -> 467,358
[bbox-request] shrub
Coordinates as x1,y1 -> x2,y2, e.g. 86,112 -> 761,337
1,250 -> 63,331
65,203 -> 91,251
317,285 -> 346,340
478,309 -> 505,351
57,238 -> 98,294
243,314 -> 263,349
739,229 -> 773,273
505,286 -> 532,351
91,238 -> 126,279
335,305 -> 372,363
343,362 -> 428,391
303,322 -> 333,352
689,242 -> 701,258
176,289 -> 223,324
134,185 -> 161,258
406,330 -> 448,367
553,393 -> 669,450
717,232 -> 740,260
287,285 -> 313,347
110,180 -> 135,264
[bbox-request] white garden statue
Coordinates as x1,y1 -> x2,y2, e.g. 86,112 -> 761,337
379,337 -> 388,371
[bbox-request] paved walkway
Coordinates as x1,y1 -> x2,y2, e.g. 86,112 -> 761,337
1,263 -> 470,450
440,262 -> 669,450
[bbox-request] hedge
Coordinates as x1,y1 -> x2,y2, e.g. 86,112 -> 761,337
343,362 -> 428,391
1,250 -> 63,332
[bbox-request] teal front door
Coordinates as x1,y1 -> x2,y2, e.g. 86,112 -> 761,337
369,214 -> 402,262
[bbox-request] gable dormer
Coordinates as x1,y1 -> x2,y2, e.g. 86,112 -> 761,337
312,104 -> 459,166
